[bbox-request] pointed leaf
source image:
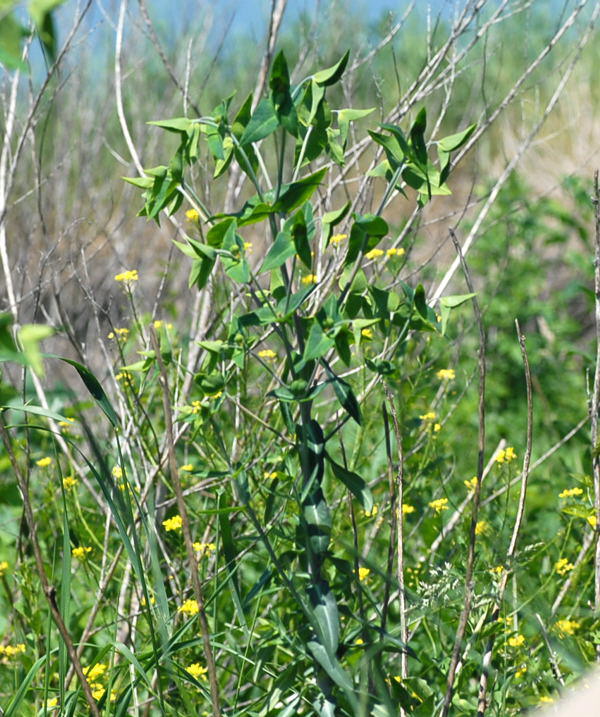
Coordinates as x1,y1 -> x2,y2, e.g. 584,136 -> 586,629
313,50 -> 350,87
328,457 -> 372,510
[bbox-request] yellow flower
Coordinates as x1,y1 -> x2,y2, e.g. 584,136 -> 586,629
193,542 -> 216,555
490,565 -> 504,575
263,471 -> 278,480
187,662 -> 208,681
258,349 -> 277,360
90,683 -> 105,701
429,498 -> 449,513
243,242 -> 253,252
179,599 -> 200,616
108,327 -> 129,339
72,546 -> 92,560
558,487 -> 583,499
46,697 -> 59,709
507,634 -> 525,648
84,663 -> 107,682
363,505 -> 378,518
555,618 -> 580,637
180,464 -> 194,472
354,637 -> 364,645
115,371 -> 132,383
0,643 -> 25,658
386,247 -> 405,257
62,476 -> 78,490
464,476 -> 478,492
185,209 -> 200,222
0,561 -> 8,577
358,567 -> 370,582
36,457 -> 52,468
112,466 -> 123,479
58,417 -> 75,428
162,515 -> 183,532
495,446 -> 517,464
365,248 -> 384,260
301,274 -> 318,285
153,320 -> 163,329
555,557 -> 575,576
538,696 -> 554,704
475,520 -> 488,536
436,369 -> 455,380
588,514 -> 597,528
402,504 -> 415,515
114,270 -> 139,283
433,423 -> 442,432
330,233 -> 347,245
419,411 -> 436,421
361,328 -> 373,339
515,665 -> 527,679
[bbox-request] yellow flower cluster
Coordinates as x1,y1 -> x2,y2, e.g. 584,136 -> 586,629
402,504 -> 416,515
258,349 -> 277,360
107,327 -> 129,339
152,320 -> 174,330
114,269 -> 138,283
358,567 -> 370,582
72,546 -> 92,560
386,247 -> 405,257
490,565 -> 504,575
263,470 -> 278,480
112,466 -> 123,479
330,233 -> 347,245
363,505 -> 378,518
588,515 -> 597,528
0,643 -> 25,659
436,369 -> 455,380
84,663 -> 107,682
243,242 -> 253,252
193,542 -> 216,555
419,411 -> 436,421
63,476 -> 77,490
361,328 -> 373,339
365,248 -> 385,260
301,274 -> 318,285
187,662 -> 208,681
558,487 -> 583,499
429,498 -> 449,513
180,464 -> 194,472
495,446 -> 517,464
115,371 -> 133,383
464,476 -> 478,492
475,520 -> 488,536
36,456 -> 52,467
515,664 -> 527,679
179,599 -> 200,616
58,417 -> 76,429
0,561 -> 8,577
507,634 -> 525,648
185,208 -> 200,222
162,515 -> 183,532
538,696 -> 554,705
555,618 -> 580,636
555,557 -> 575,576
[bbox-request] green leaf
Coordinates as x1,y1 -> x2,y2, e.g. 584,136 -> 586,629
438,123 -> 476,152
330,374 -> 361,425
269,50 -> 297,135
54,356 -> 120,427
0,12 -> 27,71
313,50 -> 350,87
327,457 -> 372,510
123,175 -> 154,190
409,107 -> 428,164
3,653 -> 48,717
338,107 -> 375,145
273,167 -> 328,215
0,402 -> 71,423
148,117 -> 194,134
322,201 -> 350,246
28,0 -> 63,62
261,230 -> 296,273
240,98 -> 279,145
308,580 -> 339,657
303,321 -> 334,362
307,641 -> 357,707
288,203 -> 314,269
207,218 -> 236,248
439,293 -> 477,334
189,254 -> 215,290
18,324 -> 53,377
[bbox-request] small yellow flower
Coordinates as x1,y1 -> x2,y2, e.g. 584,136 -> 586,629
258,349 -> 277,360
301,274 -> 318,285
108,327 -> 129,339
558,487 -> 584,499
402,504 -> 415,515
464,476 -> 478,492
84,663 -> 107,682
555,557 -> 575,576
515,664 -> 527,679
419,411 -> 436,421
507,634 -> 525,648
112,466 -> 123,479
330,233 -> 347,245
436,369 -> 455,380
363,505 -> 378,518
193,542 -> 216,555
115,371 -> 133,383
354,637 -> 364,645
187,662 -> 208,681
429,498 -> 449,513
180,464 -> 194,472
433,423 -> 442,432
72,546 -> 92,560
36,457 -> 52,468
263,471 -> 278,480
62,476 -> 78,490
179,599 -> 200,616
243,242 -> 253,252
358,567 -> 370,582
495,447 -> 517,464
386,247 -> 405,257
361,328 -> 373,339
538,696 -> 554,704
475,520 -> 488,536
0,561 -> 8,577
114,270 -> 139,283
555,618 -> 580,637
490,565 -> 504,575
185,209 -> 200,222
58,417 -> 76,428
162,515 -> 183,532
153,320 -> 163,329
365,248 -> 385,260
0,643 -> 25,658
588,514 -> 597,528
90,683 -> 105,701
46,697 -> 59,709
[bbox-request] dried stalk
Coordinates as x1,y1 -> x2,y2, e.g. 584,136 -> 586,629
592,170 -> 600,650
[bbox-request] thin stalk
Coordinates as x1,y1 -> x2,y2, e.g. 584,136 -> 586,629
592,170 -> 600,652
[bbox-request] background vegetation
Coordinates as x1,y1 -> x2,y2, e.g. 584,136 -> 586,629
1,0 -> 600,714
